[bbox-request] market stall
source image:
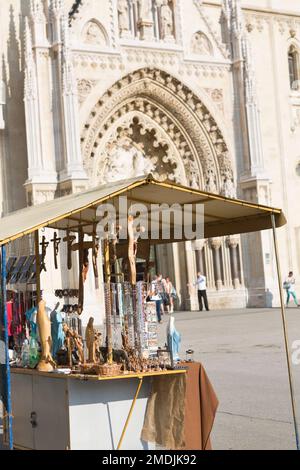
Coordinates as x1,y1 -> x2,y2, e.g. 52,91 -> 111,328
0,174 -> 298,450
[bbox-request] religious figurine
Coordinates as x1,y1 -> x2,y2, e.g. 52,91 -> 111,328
40,236 -> 49,272
51,232 -> 61,270
62,324 -> 84,366
50,303 -> 65,360
118,0 -> 130,37
160,0 -> 174,40
167,316 -> 181,365
63,230 -> 76,270
37,300 -> 56,372
86,317 -> 96,363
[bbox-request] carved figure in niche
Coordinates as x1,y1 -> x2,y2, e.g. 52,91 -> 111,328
138,0 -> 153,21
118,0 -> 130,36
84,22 -> 106,46
222,169 -> 236,198
191,32 -> 213,56
205,168 -> 218,194
100,133 -> 154,184
160,0 -> 174,40
187,160 -> 199,189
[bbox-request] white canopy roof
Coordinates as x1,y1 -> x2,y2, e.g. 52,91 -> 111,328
0,175 -> 286,246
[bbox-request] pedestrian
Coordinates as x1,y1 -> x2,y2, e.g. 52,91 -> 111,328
194,272 -> 210,312
164,276 -> 173,314
148,275 -> 163,323
284,271 -> 300,308
157,274 -> 166,316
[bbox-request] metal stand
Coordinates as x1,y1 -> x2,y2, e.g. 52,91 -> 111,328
271,213 -> 300,450
117,377 -> 144,450
1,245 -> 13,449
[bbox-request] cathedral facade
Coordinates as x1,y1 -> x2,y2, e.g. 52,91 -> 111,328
0,0 -> 300,317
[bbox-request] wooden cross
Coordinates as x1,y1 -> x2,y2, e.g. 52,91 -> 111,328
71,228 -> 96,311
51,232 -> 61,270
63,230 -> 76,270
40,236 -> 49,272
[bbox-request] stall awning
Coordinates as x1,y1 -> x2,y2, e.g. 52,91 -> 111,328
0,175 -> 286,246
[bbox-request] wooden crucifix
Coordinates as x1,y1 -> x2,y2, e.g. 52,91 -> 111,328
63,229 -> 76,270
51,232 -> 61,270
40,236 -> 49,272
127,215 -> 146,285
71,227 -> 99,311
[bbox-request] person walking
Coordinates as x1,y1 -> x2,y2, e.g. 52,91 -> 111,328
164,276 -> 173,314
148,276 -> 163,323
194,272 -> 210,312
284,271 -> 300,307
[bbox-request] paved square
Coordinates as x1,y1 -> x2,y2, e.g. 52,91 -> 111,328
158,307 -> 300,450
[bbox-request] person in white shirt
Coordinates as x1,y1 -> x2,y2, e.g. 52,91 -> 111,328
285,271 -> 300,307
195,272 -> 209,312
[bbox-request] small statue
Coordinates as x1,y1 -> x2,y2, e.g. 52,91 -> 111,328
167,316 -> 181,365
160,0 -> 174,40
85,317 -> 96,363
138,0 -> 152,21
118,0 -> 130,36
50,303 -> 65,360
37,300 -> 56,372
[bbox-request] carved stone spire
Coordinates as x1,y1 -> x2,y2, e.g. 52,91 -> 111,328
61,13 -> 77,95
30,0 -> 47,45
59,12 -> 87,182
50,0 -> 65,42
223,0 -> 265,179
24,18 -> 37,102
24,17 -> 45,182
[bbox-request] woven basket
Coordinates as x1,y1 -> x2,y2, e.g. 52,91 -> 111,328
99,363 -> 122,377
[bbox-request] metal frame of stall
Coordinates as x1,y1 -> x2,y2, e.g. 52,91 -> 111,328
0,175 -> 299,450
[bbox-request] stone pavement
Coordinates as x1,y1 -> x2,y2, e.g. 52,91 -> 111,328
158,307 -> 300,450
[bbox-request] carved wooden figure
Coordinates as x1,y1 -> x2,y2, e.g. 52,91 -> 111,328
37,300 -> 56,372
51,232 -> 61,270
40,236 -> 49,272
85,317 -> 96,364
63,230 -> 76,270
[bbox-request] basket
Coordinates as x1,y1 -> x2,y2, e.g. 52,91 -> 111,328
99,363 -> 122,377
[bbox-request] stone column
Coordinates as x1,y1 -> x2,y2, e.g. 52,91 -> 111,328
227,236 -> 240,289
210,238 -> 223,290
193,240 -> 205,274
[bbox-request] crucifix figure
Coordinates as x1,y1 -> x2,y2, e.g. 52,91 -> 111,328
40,236 -> 49,272
63,230 -> 76,270
51,232 -> 61,270
71,228 -> 93,311
92,224 -> 100,286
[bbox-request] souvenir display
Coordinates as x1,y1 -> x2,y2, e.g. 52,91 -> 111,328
7,215 -> 182,378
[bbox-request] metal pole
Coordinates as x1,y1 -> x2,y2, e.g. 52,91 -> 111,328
117,377 -> 143,450
34,230 -> 41,303
271,213 -> 300,450
1,245 -> 13,449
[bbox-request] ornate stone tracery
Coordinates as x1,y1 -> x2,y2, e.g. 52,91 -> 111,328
80,68 -> 235,197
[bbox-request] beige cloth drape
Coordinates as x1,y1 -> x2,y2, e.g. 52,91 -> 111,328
141,362 -> 219,450
141,373 -> 187,449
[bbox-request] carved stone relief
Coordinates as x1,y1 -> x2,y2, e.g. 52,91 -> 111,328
77,79 -> 98,105
191,32 -> 213,56
82,21 -> 108,46
80,68 -> 235,196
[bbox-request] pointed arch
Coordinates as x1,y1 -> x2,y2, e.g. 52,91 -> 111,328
80,68 -> 236,197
